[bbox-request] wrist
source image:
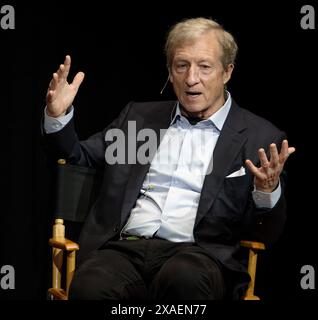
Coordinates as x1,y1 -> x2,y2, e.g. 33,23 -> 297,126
255,182 -> 279,193
45,107 -> 66,118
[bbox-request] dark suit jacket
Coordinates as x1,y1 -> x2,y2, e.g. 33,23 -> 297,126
45,99 -> 287,298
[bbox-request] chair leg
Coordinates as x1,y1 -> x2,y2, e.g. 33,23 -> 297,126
66,251 -> 76,297
52,247 -> 63,289
243,249 -> 260,300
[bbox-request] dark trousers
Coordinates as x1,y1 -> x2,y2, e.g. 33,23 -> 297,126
69,238 -> 226,300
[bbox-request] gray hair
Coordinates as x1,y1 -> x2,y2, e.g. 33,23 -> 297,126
165,17 -> 238,70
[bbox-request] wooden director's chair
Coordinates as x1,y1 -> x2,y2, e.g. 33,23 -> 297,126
47,159 -> 265,300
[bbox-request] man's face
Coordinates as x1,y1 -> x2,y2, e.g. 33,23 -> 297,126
170,31 -> 233,118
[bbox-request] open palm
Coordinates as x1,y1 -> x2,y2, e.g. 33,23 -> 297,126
245,140 -> 295,193
46,55 -> 85,117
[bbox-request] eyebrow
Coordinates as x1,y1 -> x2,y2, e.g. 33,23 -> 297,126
174,58 -> 215,66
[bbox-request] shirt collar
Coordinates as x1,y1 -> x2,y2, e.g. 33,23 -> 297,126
170,91 -> 232,131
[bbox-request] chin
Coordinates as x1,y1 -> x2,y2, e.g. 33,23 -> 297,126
181,103 -> 205,114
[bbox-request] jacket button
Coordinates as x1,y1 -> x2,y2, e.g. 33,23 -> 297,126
113,226 -> 119,232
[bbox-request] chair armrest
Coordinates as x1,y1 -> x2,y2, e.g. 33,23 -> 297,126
240,240 -> 265,250
49,238 -> 79,251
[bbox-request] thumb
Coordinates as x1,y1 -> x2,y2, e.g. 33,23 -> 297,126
72,71 -> 85,91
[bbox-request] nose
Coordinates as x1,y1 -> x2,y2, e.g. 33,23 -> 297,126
185,65 -> 200,87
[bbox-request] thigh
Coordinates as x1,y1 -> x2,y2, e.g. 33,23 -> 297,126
150,245 -> 226,300
69,248 -> 147,300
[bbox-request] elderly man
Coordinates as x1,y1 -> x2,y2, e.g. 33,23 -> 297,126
44,17 -> 295,300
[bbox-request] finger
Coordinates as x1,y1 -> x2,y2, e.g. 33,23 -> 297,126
269,143 -> 279,168
63,55 -> 71,79
57,64 -> 65,79
258,148 -> 270,173
279,140 -> 296,164
279,140 -> 288,163
245,159 -> 264,180
46,90 -> 55,103
71,72 -> 85,91
49,73 -> 58,91
288,146 -> 296,155
55,55 -> 71,80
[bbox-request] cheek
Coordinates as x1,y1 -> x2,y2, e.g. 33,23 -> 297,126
173,79 -> 185,92
172,81 -> 180,92
204,77 -> 223,91
170,73 -> 182,85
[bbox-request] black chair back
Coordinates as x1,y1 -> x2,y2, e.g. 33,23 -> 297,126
55,163 -> 103,223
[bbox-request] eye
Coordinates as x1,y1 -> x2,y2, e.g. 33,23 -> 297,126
175,62 -> 188,72
199,64 -> 213,74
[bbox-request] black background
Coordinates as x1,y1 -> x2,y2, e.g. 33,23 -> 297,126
0,0 -> 317,304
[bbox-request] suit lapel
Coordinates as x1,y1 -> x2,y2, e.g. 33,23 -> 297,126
120,101 -> 176,222
195,101 -> 248,226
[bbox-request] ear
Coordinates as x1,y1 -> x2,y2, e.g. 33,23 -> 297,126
168,67 -> 173,83
223,64 -> 234,85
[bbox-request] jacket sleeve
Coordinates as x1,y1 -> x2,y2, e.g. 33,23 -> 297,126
43,101 -> 133,169
244,177 -> 287,247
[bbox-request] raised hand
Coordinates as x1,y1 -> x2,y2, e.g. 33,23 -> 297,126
245,140 -> 296,193
46,55 -> 85,118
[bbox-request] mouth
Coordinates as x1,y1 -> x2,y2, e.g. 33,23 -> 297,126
185,91 -> 202,98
